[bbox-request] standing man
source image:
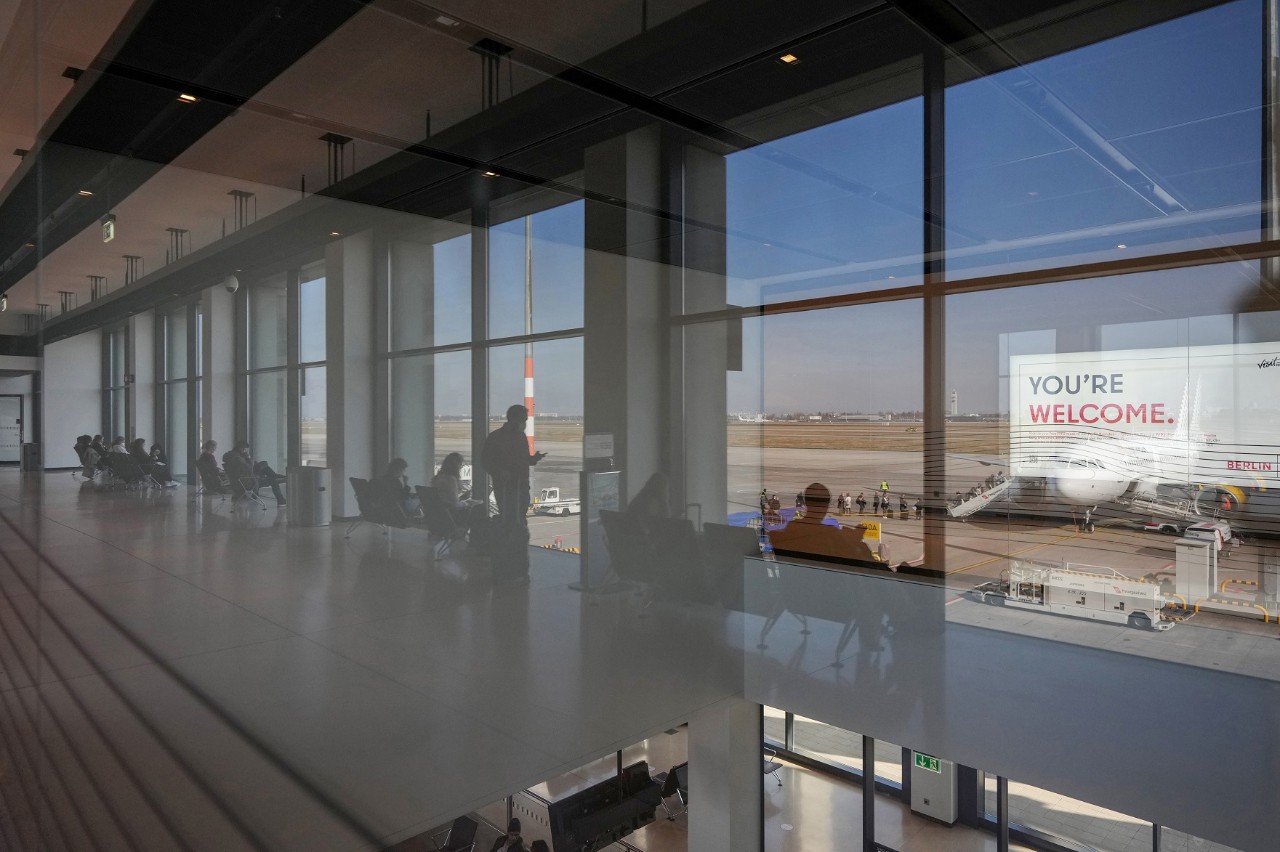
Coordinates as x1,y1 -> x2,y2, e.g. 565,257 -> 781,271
482,404 -> 546,582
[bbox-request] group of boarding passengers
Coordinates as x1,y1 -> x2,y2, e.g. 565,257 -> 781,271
73,434 -> 178,486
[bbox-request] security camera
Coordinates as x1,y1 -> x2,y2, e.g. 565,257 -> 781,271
223,273 -> 239,294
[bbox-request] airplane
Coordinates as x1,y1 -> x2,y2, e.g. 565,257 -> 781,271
967,381 -> 1248,531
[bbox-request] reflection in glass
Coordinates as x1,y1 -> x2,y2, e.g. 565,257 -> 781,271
389,351 -> 470,487
489,202 -> 584,338
945,0 -> 1261,279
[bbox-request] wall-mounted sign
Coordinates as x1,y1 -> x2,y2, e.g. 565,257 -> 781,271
101,213 -> 116,243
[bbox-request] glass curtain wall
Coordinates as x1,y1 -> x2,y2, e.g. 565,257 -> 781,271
717,3 -> 1267,852
382,200 -> 584,543
386,228 -> 472,486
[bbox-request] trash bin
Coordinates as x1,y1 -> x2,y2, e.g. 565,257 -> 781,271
286,467 -> 331,527
20,443 -> 40,472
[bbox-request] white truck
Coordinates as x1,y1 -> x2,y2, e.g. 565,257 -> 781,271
972,559 -> 1173,630
532,487 -> 580,515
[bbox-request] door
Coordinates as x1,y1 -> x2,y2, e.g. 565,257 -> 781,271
0,396 -> 22,463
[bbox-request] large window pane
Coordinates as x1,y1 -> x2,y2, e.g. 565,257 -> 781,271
727,303 -> 922,554
107,330 -> 126,388
488,337 -> 582,545
390,232 -> 471,351
165,310 -> 187,380
300,365 -> 326,467
945,0 -> 1261,280
389,351 -> 470,487
299,262 -> 325,363
793,716 -> 863,771
488,201 -> 584,338
249,274 -> 288,369
725,96 -> 924,306
109,389 -> 126,440
249,370 -> 287,473
166,382 -> 187,476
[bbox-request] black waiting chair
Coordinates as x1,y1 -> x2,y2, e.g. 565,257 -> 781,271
764,746 -> 783,786
652,762 -> 689,820
429,814 -> 478,852
645,515 -> 714,604
702,522 -> 766,613
345,477 -> 408,538
415,485 -> 463,559
102,454 -> 146,490
192,458 -> 232,505
599,509 -> 658,608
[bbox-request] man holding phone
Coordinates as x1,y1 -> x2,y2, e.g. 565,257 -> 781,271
481,404 -> 546,582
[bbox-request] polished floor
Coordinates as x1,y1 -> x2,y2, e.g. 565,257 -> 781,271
0,471 -> 1257,851
0,472 -> 749,850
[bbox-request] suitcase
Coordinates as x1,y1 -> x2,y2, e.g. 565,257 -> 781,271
489,514 -> 530,583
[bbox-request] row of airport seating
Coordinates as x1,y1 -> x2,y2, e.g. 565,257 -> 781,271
598,510 -> 765,612
346,478 -> 461,558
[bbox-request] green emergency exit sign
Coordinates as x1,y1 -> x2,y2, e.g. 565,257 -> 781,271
914,752 -> 941,773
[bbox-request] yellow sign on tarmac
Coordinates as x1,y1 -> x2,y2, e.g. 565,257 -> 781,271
856,521 -> 881,541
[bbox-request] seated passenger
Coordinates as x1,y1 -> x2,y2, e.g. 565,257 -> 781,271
110,436 -> 128,454
626,472 -> 671,520
223,441 -> 285,505
768,482 -> 875,564
430,452 -> 484,531
149,443 -> 177,486
195,440 -> 228,488
370,457 -> 421,519
75,435 -> 99,479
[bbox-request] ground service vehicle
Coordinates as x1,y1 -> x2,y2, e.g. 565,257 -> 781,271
532,486 -> 581,515
972,560 -> 1173,630
1182,520 -> 1233,552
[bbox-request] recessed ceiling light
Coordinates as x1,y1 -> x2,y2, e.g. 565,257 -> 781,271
329,231 -> 341,236
177,93 -> 199,104
77,189 -> 93,196
1116,244 -> 1127,249
778,54 -> 800,65
435,15 -> 460,26
482,170 -> 498,177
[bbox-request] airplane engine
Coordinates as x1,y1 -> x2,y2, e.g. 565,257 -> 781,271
1193,484 -> 1246,515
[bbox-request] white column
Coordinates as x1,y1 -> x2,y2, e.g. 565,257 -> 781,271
687,699 -> 763,852
326,231 -> 375,517
583,125 -> 667,498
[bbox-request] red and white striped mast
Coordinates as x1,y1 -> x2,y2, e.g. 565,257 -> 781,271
523,215 -> 535,464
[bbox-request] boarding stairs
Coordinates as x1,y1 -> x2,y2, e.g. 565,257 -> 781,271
1120,491 -> 1204,524
948,478 -> 1012,518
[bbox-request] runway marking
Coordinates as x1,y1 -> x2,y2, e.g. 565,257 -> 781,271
944,529 -> 1083,576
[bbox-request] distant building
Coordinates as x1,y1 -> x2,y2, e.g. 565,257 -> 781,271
950,390 -> 959,417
